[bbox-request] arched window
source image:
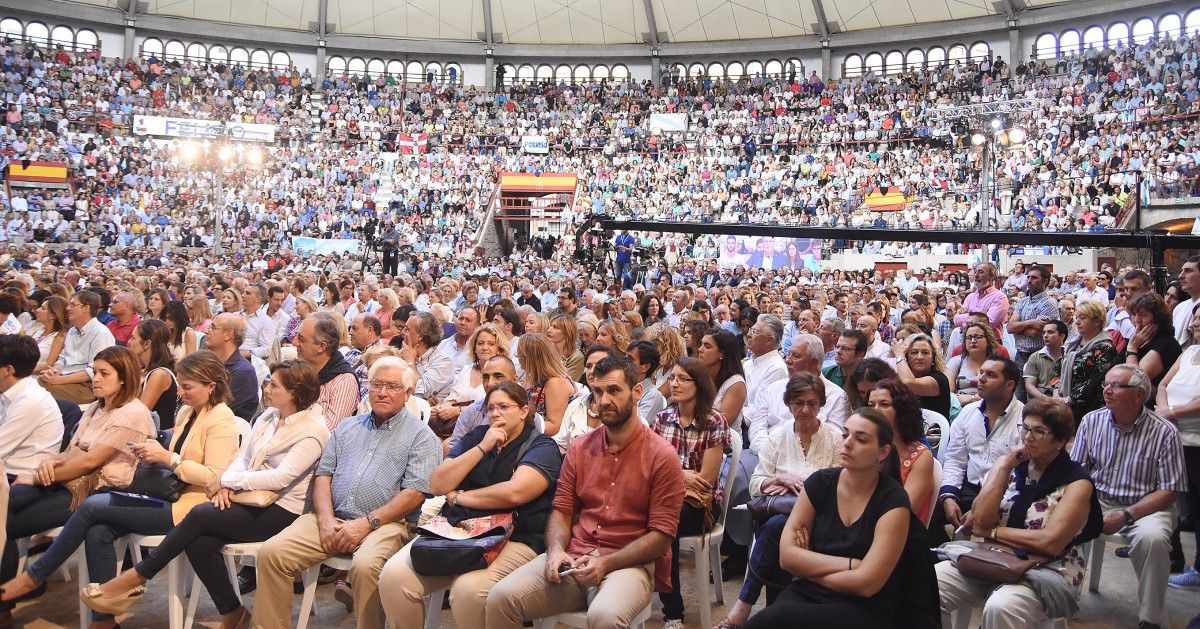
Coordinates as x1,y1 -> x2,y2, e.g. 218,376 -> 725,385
969,41 -> 990,61
1059,29 -> 1080,56
1108,22 -> 1129,47
229,47 -> 249,67
517,64 -> 535,82
947,44 -> 967,64
1187,9 -> 1200,37
164,40 -> 185,61
366,59 -> 384,76
746,60 -> 763,76
611,64 -> 629,80
250,49 -> 270,68
386,60 -> 403,76
49,25 -> 73,48
574,64 -> 590,81
864,52 -> 883,75
425,62 -> 442,81
1160,13 -> 1182,39
327,56 -> 346,75
185,43 -> 206,62
141,37 -> 163,59
592,65 -> 609,80
727,61 -> 744,79
406,61 -> 423,79
1082,26 -> 1104,50
764,58 -> 783,75
1131,17 -> 1155,45
271,51 -> 290,69
688,62 -> 704,77
446,63 -> 461,83
535,64 -> 552,80
905,48 -> 924,71
24,22 -> 47,45
927,46 -> 946,67
884,51 -> 902,74
843,54 -> 863,77
347,57 -> 366,76
1034,33 -> 1056,59
554,64 -> 571,81
707,62 -> 723,79
786,58 -> 803,77
209,45 -> 228,64
0,18 -> 22,40
75,29 -> 98,51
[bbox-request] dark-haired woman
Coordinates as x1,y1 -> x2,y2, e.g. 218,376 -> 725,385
744,409 -> 914,628
698,329 -> 746,429
651,357 -> 730,626
379,381 -> 561,628
1124,292 -> 1181,401
161,300 -> 199,363
0,346 -> 156,627
83,359 -> 329,628
936,398 -> 1102,627
867,380 -> 935,525
128,319 -> 179,430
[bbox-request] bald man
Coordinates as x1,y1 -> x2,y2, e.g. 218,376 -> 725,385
856,315 -> 891,360
205,312 -> 260,421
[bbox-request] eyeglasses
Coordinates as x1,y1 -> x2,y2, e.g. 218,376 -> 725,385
1017,423 -> 1053,439
787,399 -> 822,410
667,374 -> 694,384
369,381 -> 406,394
964,335 -> 986,342
486,402 -> 520,415
1102,382 -> 1139,391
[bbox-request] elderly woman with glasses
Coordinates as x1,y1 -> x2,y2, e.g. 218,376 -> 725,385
937,398 -> 1103,627
378,381 -> 562,629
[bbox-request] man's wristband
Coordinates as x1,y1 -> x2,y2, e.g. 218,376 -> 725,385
1122,508 -> 1135,526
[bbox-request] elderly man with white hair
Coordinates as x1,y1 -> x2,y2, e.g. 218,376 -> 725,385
1071,364 -> 1186,629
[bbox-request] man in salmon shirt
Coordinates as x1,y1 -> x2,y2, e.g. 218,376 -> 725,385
487,354 -> 685,628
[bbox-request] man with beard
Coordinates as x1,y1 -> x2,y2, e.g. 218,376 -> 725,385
488,354 -> 684,628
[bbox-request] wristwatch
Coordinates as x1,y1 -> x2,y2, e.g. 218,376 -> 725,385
1122,508 -> 1135,526
367,512 -> 382,531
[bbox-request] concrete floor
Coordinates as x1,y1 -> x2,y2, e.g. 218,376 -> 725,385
11,534 -> 1200,628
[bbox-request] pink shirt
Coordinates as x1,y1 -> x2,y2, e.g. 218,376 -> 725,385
955,285 -> 1009,336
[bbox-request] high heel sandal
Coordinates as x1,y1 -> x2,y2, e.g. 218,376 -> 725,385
79,582 -> 145,615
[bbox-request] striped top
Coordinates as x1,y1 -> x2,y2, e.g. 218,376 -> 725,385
1070,407 -> 1186,505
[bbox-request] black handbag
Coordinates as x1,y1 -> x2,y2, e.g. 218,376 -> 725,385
124,464 -> 186,502
746,494 -> 797,526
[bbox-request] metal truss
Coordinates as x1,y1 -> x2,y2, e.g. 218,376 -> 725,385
926,99 -> 1041,124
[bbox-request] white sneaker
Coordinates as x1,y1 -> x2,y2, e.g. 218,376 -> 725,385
662,620 -> 685,629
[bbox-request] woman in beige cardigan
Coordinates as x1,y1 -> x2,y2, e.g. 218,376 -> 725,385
83,359 -> 329,628
2,349 -> 240,629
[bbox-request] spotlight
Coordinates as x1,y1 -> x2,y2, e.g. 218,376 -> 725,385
218,144 -> 234,162
1007,127 -> 1026,144
246,147 -> 263,166
971,133 -> 986,146
179,140 -> 199,161
990,117 -> 1003,130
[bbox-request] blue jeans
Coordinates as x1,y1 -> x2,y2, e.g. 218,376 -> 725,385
1,483 -> 72,611
739,514 -> 791,606
27,492 -> 174,621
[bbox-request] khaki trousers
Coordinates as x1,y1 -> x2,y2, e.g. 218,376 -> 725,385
935,560 -> 1050,628
250,513 -> 413,629
1099,497 -> 1177,628
44,380 -> 95,404
378,538 -> 537,629
485,553 -> 654,629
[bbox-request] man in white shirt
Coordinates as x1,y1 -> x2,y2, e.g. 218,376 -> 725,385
931,357 -> 1024,544
856,314 -> 891,360
626,340 -> 666,422
1172,256 -> 1200,345
0,335 -> 63,478
742,314 -> 787,392
39,290 -> 115,404
240,284 -> 275,361
1073,273 -> 1109,306
436,307 -> 477,373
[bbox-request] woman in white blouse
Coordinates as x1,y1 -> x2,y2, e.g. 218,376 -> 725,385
717,372 -> 842,629
31,295 -> 69,369
554,345 -> 622,452
83,359 -> 329,629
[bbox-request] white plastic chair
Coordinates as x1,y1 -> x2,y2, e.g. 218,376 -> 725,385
234,417 -> 253,453
15,526 -> 73,581
422,586 -> 447,629
120,534 -> 194,629
922,409 -> 951,461
1086,533 -> 1131,593
76,537 -> 131,629
183,541 -> 263,629
298,554 -> 351,629
924,458 -> 943,527
532,601 -> 652,629
945,609 -> 1067,629
677,437 -> 741,629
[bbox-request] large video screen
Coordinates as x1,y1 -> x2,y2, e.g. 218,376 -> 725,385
718,236 -> 822,271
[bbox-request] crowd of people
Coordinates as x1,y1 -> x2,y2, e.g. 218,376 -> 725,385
0,250 -> 1192,629
0,17 -> 1194,629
